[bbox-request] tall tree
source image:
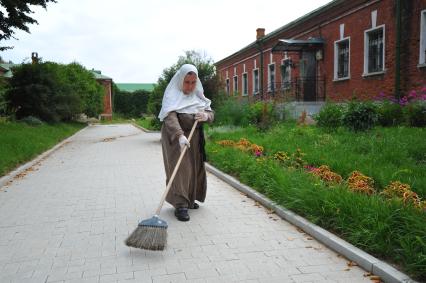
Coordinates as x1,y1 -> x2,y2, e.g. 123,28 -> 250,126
0,0 -> 57,51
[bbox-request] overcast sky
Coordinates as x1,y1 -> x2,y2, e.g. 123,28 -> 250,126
1,0 -> 332,83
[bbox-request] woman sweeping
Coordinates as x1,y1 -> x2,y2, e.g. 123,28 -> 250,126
158,64 -> 214,222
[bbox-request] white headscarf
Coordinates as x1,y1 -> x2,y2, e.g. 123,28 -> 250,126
158,64 -> 212,121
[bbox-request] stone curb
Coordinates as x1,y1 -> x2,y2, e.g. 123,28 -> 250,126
0,126 -> 89,190
205,163 -> 418,283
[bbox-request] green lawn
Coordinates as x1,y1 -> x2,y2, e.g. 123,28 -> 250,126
0,121 -> 85,177
206,123 -> 426,281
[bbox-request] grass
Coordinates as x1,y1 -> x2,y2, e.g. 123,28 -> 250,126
101,113 -> 158,131
205,122 -> 426,281
0,121 -> 85,177
134,116 -> 156,130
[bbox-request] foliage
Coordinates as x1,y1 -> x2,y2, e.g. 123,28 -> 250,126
315,103 -> 345,129
374,87 -> 426,127
20,115 -> 43,126
381,181 -> 425,210
309,165 -> 343,185
0,0 -> 57,50
342,100 -> 378,131
64,62 -> 104,117
347,171 -> 375,195
404,101 -> 426,127
113,86 -> 151,118
147,50 -> 220,128
214,97 -> 251,126
6,62 -> 104,122
206,124 -> 426,280
0,77 -> 8,116
214,96 -> 276,130
376,101 -> 405,126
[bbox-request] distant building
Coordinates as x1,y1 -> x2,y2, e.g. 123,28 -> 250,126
116,83 -> 156,93
91,69 -> 113,120
215,0 -> 426,114
0,63 -> 15,78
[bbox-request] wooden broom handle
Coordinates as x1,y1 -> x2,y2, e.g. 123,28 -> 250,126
155,119 -> 199,215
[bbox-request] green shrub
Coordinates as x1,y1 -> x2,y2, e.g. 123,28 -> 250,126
6,62 -> 104,122
404,101 -> 426,127
0,77 -> 8,116
214,96 -> 251,126
248,101 -> 276,130
315,103 -> 345,129
343,101 -> 378,131
114,88 -> 150,118
376,101 -> 405,126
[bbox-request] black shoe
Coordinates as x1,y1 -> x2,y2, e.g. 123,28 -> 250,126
190,203 -> 199,209
174,208 -> 190,221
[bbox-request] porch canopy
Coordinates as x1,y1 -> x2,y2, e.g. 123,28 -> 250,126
271,38 -> 325,52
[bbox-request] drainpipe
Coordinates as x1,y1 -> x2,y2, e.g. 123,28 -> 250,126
259,46 -> 264,100
256,28 -> 265,100
395,0 -> 401,100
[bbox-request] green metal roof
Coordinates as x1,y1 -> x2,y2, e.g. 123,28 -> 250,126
116,83 -> 156,92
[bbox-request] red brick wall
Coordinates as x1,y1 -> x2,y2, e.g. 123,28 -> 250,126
98,80 -> 112,117
216,0 -> 426,101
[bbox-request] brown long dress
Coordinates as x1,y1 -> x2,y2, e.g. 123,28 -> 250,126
161,111 -> 214,209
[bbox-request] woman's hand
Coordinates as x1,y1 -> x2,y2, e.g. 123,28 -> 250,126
178,135 -> 190,151
195,112 -> 208,122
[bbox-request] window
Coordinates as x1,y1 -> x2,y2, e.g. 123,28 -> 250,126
242,73 -> 248,96
364,26 -> 385,74
233,75 -> 238,94
268,63 -> 275,92
420,10 -> 426,65
253,69 -> 259,95
281,59 -> 292,89
334,38 -> 350,79
225,78 -> 230,95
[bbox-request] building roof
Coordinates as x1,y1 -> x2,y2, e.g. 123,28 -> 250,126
215,0 -> 345,65
116,83 -> 156,92
0,63 -> 16,78
91,69 -> 112,80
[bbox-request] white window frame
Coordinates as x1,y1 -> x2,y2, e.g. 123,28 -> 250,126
419,9 -> 426,66
334,37 -> 351,80
233,75 -> 238,94
280,59 -> 292,90
242,72 -> 248,96
363,25 -> 385,76
267,63 -> 275,91
252,68 -> 259,95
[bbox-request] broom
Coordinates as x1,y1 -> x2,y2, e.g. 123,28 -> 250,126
125,119 -> 199,250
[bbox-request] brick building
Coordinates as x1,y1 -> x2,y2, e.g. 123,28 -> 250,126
91,70 -> 113,120
215,0 -> 426,110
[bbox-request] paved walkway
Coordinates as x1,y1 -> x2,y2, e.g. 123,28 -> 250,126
0,124 -> 373,283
